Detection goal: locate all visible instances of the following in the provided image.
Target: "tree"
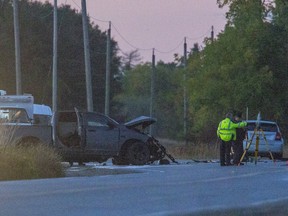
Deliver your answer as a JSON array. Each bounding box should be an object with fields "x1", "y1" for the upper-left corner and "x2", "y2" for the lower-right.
[
  {"x1": 0, "y1": 0, "x2": 121, "y2": 113},
  {"x1": 114, "y1": 61, "x2": 184, "y2": 138},
  {"x1": 121, "y1": 49, "x2": 142, "y2": 71},
  {"x1": 186, "y1": 0, "x2": 285, "y2": 141}
]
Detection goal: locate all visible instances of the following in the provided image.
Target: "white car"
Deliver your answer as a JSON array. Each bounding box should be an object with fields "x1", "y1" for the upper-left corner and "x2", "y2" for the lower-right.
[{"x1": 243, "y1": 120, "x2": 284, "y2": 159}]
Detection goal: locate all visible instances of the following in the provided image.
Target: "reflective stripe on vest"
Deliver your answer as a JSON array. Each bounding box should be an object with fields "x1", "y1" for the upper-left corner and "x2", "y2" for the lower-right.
[{"x1": 218, "y1": 119, "x2": 233, "y2": 141}]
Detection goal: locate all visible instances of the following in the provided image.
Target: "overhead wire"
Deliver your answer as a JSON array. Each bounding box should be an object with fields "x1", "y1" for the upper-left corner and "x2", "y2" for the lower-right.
[
  {"x1": 59, "y1": 0, "x2": 213, "y2": 58},
  {"x1": 186, "y1": 28, "x2": 211, "y2": 41}
]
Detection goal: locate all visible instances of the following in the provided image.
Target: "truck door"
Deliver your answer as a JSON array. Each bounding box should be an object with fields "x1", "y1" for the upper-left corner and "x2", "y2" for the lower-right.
[{"x1": 82, "y1": 113, "x2": 119, "y2": 153}]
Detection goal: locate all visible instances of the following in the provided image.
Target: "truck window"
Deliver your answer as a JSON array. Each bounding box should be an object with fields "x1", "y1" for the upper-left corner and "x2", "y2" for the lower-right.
[
  {"x1": 34, "y1": 114, "x2": 51, "y2": 125},
  {"x1": 0, "y1": 108, "x2": 29, "y2": 123}
]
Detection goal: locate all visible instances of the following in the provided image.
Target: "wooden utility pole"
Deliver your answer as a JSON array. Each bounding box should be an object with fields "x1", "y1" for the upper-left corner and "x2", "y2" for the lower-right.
[
  {"x1": 183, "y1": 37, "x2": 188, "y2": 144},
  {"x1": 81, "y1": 0, "x2": 93, "y2": 112},
  {"x1": 13, "y1": 0, "x2": 22, "y2": 94},
  {"x1": 52, "y1": 0, "x2": 58, "y2": 112},
  {"x1": 105, "y1": 21, "x2": 111, "y2": 116},
  {"x1": 211, "y1": 25, "x2": 214, "y2": 42},
  {"x1": 150, "y1": 48, "x2": 155, "y2": 135}
]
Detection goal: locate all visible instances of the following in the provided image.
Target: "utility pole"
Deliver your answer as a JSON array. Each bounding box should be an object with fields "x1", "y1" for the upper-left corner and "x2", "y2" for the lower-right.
[
  {"x1": 52, "y1": 0, "x2": 58, "y2": 112},
  {"x1": 150, "y1": 49, "x2": 156, "y2": 135},
  {"x1": 211, "y1": 25, "x2": 214, "y2": 42},
  {"x1": 13, "y1": 0, "x2": 22, "y2": 95},
  {"x1": 105, "y1": 21, "x2": 111, "y2": 116},
  {"x1": 81, "y1": 0, "x2": 93, "y2": 112},
  {"x1": 183, "y1": 37, "x2": 188, "y2": 144}
]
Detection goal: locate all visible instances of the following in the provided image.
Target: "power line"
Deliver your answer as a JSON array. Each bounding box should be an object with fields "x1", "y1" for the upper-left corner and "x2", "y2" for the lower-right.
[
  {"x1": 54, "y1": 1, "x2": 213, "y2": 58},
  {"x1": 111, "y1": 23, "x2": 152, "y2": 51},
  {"x1": 185, "y1": 28, "x2": 211, "y2": 41},
  {"x1": 155, "y1": 39, "x2": 183, "y2": 54}
]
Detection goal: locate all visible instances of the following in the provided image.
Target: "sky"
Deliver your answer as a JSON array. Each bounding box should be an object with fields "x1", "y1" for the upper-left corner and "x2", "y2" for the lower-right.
[{"x1": 40, "y1": 0, "x2": 228, "y2": 63}]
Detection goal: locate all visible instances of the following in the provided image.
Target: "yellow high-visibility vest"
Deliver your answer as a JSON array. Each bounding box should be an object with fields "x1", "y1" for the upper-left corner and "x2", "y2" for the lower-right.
[{"x1": 217, "y1": 118, "x2": 247, "y2": 141}]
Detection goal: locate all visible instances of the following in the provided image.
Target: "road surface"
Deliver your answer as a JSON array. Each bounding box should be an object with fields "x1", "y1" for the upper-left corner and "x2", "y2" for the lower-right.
[{"x1": 0, "y1": 159, "x2": 288, "y2": 215}]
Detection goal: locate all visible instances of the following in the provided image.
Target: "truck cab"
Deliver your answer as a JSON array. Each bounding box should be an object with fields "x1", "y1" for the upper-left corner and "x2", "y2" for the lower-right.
[{"x1": 33, "y1": 104, "x2": 52, "y2": 125}]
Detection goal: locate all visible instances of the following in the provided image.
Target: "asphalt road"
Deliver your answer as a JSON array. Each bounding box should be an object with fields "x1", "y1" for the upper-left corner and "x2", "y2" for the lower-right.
[{"x1": 1, "y1": 159, "x2": 288, "y2": 216}]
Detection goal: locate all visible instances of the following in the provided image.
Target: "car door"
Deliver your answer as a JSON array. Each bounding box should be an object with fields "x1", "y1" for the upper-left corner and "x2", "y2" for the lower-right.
[{"x1": 82, "y1": 113, "x2": 120, "y2": 153}]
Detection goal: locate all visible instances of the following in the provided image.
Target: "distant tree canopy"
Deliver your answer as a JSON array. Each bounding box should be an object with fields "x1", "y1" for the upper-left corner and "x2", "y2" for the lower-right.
[
  {"x1": 0, "y1": 0, "x2": 121, "y2": 112},
  {"x1": 115, "y1": 0, "x2": 288, "y2": 141},
  {"x1": 187, "y1": 0, "x2": 288, "y2": 140}
]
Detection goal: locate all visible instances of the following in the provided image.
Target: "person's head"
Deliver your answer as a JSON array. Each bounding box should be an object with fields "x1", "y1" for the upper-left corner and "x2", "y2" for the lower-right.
[
  {"x1": 234, "y1": 112, "x2": 242, "y2": 121},
  {"x1": 225, "y1": 112, "x2": 233, "y2": 120}
]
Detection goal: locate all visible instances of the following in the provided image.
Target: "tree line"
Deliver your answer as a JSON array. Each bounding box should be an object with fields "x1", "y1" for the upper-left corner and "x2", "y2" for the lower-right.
[
  {"x1": 0, "y1": 0, "x2": 121, "y2": 113},
  {"x1": 0, "y1": 0, "x2": 288, "y2": 142},
  {"x1": 117, "y1": 0, "x2": 288, "y2": 141}
]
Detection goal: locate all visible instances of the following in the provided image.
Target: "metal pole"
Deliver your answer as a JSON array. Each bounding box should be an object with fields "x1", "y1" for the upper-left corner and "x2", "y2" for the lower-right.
[
  {"x1": 183, "y1": 37, "x2": 187, "y2": 144},
  {"x1": 150, "y1": 49, "x2": 155, "y2": 135},
  {"x1": 52, "y1": 0, "x2": 58, "y2": 112},
  {"x1": 13, "y1": 0, "x2": 22, "y2": 95},
  {"x1": 105, "y1": 21, "x2": 111, "y2": 116},
  {"x1": 211, "y1": 25, "x2": 214, "y2": 42},
  {"x1": 81, "y1": 0, "x2": 93, "y2": 112}
]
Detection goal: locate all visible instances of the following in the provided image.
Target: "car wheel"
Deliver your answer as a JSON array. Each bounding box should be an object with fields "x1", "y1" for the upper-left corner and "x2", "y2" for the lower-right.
[{"x1": 127, "y1": 142, "x2": 150, "y2": 165}]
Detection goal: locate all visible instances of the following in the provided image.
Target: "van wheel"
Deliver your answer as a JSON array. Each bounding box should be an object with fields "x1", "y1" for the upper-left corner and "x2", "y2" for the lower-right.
[{"x1": 127, "y1": 142, "x2": 150, "y2": 165}]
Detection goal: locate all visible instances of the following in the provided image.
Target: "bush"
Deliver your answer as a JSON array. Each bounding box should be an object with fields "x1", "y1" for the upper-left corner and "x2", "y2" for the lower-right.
[{"x1": 0, "y1": 145, "x2": 65, "y2": 181}]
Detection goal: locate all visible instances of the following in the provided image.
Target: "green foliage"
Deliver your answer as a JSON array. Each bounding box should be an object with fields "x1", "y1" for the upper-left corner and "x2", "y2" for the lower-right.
[
  {"x1": 186, "y1": 0, "x2": 288, "y2": 141},
  {"x1": 0, "y1": 0, "x2": 121, "y2": 112},
  {"x1": 114, "y1": 62, "x2": 184, "y2": 138}
]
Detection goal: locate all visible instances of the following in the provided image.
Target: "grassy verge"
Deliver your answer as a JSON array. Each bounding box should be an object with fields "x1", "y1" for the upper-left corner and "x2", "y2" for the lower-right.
[
  {"x1": 159, "y1": 138, "x2": 219, "y2": 160},
  {"x1": 0, "y1": 145, "x2": 65, "y2": 181},
  {"x1": 160, "y1": 138, "x2": 288, "y2": 160}
]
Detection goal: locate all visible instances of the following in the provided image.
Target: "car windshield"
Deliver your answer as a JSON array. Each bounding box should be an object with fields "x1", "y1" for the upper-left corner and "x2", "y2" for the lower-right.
[{"x1": 246, "y1": 122, "x2": 278, "y2": 132}]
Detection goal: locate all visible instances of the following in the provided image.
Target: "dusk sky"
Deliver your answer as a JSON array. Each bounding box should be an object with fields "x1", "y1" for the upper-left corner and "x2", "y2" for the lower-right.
[{"x1": 40, "y1": 0, "x2": 228, "y2": 63}]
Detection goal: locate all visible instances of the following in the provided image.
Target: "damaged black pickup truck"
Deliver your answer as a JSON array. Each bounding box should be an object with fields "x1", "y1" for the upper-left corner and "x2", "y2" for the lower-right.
[{"x1": 4, "y1": 109, "x2": 175, "y2": 165}]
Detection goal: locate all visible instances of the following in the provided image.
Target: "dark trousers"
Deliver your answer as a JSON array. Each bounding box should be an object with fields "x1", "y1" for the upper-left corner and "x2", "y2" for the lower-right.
[
  {"x1": 233, "y1": 141, "x2": 244, "y2": 164},
  {"x1": 220, "y1": 140, "x2": 232, "y2": 166}
]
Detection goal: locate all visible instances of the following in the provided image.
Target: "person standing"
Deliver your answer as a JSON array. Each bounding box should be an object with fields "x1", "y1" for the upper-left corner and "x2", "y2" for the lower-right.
[
  {"x1": 232, "y1": 112, "x2": 246, "y2": 165},
  {"x1": 217, "y1": 112, "x2": 247, "y2": 166}
]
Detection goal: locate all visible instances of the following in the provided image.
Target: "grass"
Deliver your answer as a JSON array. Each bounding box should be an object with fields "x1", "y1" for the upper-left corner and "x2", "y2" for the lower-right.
[
  {"x1": 0, "y1": 145, "x2": 65, "y2": 181},
  {"x1": 0, "y1": 124, "x2": 64, "y2": 181},
  {"x1": 160, "y1": 138, "x2": 288, "y2": 161},
  {"x1": 159, "y1": 138, "x2": 220, "y2": 160}
]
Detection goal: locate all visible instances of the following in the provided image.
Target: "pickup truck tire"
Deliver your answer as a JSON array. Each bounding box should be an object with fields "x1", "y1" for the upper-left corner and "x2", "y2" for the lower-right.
[
  {"x1": 16, "y1": 136, "x2": 41, "y2": 147},
  {"x1": 112, "y1": 157, "x2": 129, "y2": 165},
  {"x1": 127, "y1": 142, "x2": 150, "y2": 165}
]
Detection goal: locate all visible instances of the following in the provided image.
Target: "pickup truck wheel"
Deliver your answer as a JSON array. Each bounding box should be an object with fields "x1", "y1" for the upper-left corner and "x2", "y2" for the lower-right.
[
  {"x1": 127, "y1": 142, "x2": 150, "y2": 165},
  {"x1": 16, "y1": 137, "x2": 41, "y2": 147},
  {"x1": 112, "y1": 157, "x2": 129, "y2": 165}
]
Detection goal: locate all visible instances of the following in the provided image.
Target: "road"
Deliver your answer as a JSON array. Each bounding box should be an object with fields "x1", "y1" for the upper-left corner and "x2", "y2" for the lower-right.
[{"x1": 0, "y1": 159, "x2": 288, "y2": 216}]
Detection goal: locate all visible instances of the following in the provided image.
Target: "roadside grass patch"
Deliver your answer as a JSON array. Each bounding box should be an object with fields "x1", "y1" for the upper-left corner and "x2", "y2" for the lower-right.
[
  {"x1": 0, "y1": 145, "x2": 65, "y2": 181},
  {"x1": 159, "y1": 138, "x2": 219, "y2": 160},
  {"x1": 161, "y1": 138, "x2": 288, "y2": 161}
]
